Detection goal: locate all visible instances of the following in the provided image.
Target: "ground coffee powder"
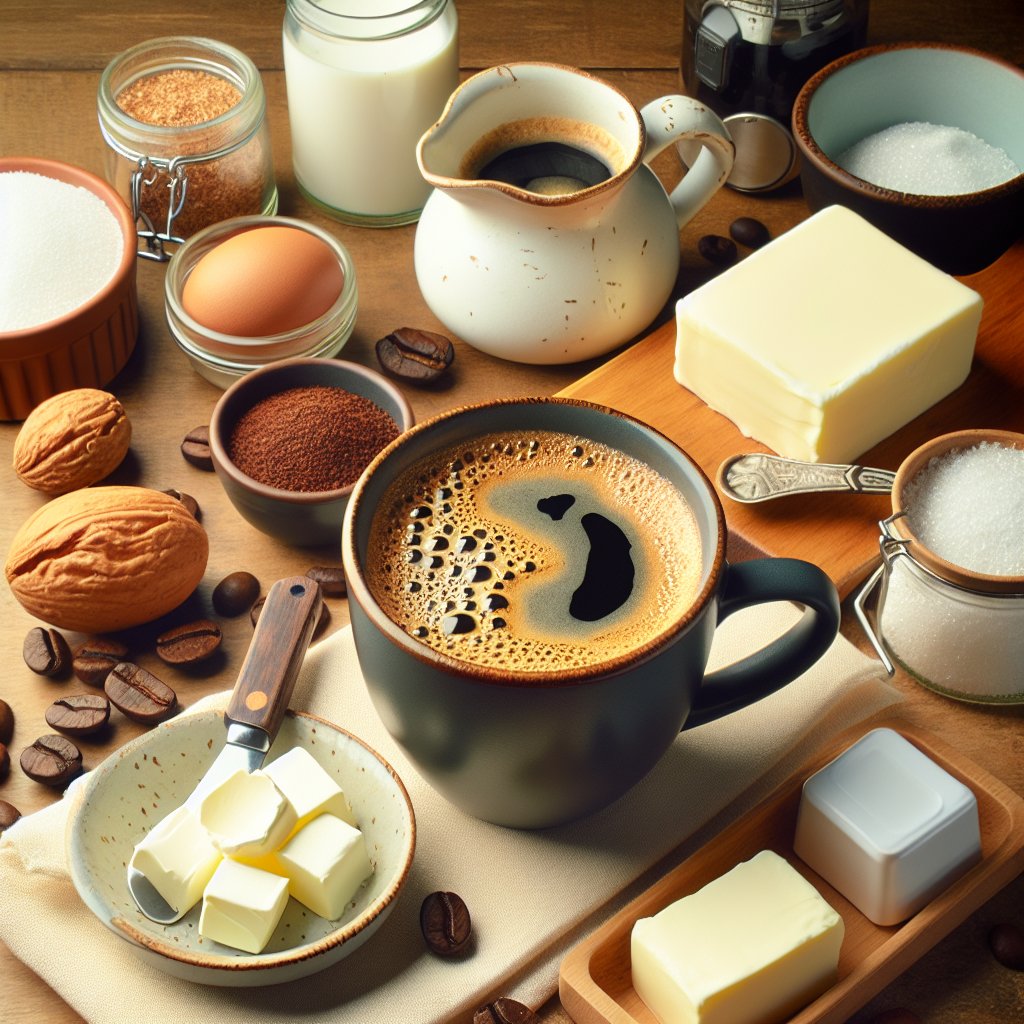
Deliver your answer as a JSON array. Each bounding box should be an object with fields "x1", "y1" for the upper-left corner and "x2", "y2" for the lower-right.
[{"x1": 228, "y1": 385, "x2": 399, "y2": 492}]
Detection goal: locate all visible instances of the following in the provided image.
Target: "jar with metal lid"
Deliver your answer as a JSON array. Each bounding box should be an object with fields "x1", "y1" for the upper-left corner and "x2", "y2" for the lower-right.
[
  {"x1": 282, "y1": 0, "x2": 459, "y2": 226},
  {"x1": 98, "y1": 37, "x2": 277, "y2": 261}
]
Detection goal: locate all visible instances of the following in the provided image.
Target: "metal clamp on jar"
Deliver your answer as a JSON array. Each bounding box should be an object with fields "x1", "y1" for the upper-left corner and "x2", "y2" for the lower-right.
[
  {"x1": 855, "y1": 430, "x2": 1024, "y2": 705},
  {"x1": 98, "y1": 37, "x2": 278, "y2": 261}
]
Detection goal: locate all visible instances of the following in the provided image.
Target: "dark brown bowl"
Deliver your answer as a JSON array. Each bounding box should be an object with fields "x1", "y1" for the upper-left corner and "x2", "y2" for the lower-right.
[{"x1": 792, "y1": 43, "x2": 1024, "y2": 275}]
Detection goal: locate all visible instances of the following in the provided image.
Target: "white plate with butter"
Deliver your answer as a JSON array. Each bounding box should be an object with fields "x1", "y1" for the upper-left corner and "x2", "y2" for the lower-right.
[{"x1": 65, "y1": 708, "x2": 415, "y2": 986}]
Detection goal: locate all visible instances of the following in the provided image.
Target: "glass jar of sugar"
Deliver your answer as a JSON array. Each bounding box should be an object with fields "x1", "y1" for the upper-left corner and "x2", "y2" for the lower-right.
[
  {"x1": 283, "y1": 0, "x2": 459, "y2": 227},
  {"x1": 855, "y1": 432, "x2": 1024, "y2": 704},
  {"x1": 98, "y1": 36, "x2": 278, "y2": 261}
]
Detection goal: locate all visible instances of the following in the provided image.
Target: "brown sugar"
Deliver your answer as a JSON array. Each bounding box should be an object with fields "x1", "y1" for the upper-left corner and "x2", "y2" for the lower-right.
[{"x1": 116, "y1": 69, "x2": 240, "y2": 127}]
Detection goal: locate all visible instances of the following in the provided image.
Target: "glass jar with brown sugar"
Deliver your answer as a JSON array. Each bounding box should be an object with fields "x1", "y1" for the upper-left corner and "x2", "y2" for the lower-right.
[{"x1": 98, "y1": 36, "x2": 277, "y2": 261}]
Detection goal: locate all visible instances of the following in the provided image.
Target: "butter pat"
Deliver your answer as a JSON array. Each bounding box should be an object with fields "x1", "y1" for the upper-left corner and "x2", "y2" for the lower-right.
[
  {"x1": 631, "y1": 850, "x2": 843, "y2": 1024},
  {"x1": 262, "y1": 746, "x2": 355, "y2": 831},
  {"x1": 198, "y1": 768, "x2": 297, "y2": 860},
  {"x1": 674, "y1": 206, "x2": 982, "y2": 463},
  {"x1": 199, "y1": 858, "x2": 289, "y2": 954},
  {"x1": 129, "y1": 805, "x2": 222, "y2": 916},
  {"x1": 276, "y1": 813, "x2": 373, "y2": 920},
  {"x1": 794, "y1": 728, "x2": 981, "y2": 926}
]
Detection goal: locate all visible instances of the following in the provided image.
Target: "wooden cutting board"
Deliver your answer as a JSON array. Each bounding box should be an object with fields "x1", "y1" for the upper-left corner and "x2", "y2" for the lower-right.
[{"x1": 559, "y1": 240, "x2": 1024, "y2": 597}]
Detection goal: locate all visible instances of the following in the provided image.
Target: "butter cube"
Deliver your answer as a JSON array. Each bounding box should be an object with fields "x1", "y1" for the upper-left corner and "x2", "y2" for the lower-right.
[
  {"x1": 129, "y1": 805, "x2": 222, "y2": 917},
  {"x1": 631, "y1": 850, "x2": 843, "y2": 1024},
  {"x1": 197, "y1": 768, "x2": 297, "y2": 860},
  {"x1": 262, "y1": 746, "x2": 355, "y2": 831},
  {"x1": 674, "y1": 206, "x2": 982, "y2": 464},
  {"x1": 276, "y1": 813, "x2": 373, "y2": 920},
  {"x1": 794, "y1": 728, "x2": 981, "y2": 926},
  {"x1": 199, "y1": 858, "x2": 289, "y2": 954}
]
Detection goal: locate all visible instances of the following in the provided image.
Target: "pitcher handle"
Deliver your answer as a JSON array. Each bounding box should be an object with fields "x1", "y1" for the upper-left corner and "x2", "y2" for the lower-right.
[
  {"x1": 683, "y1": 558, "x2": 840, "y2": 729},
  {"x1": 639, "y1": 95, "x2": 735, "y2": 229}
]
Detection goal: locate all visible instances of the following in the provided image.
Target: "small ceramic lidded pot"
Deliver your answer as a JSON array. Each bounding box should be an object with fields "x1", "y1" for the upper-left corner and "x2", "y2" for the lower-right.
[
  {"x1": 856, "y1": 429, "x2": 1024, "y2": 704},
  {"x1": 414, "y1": 63, "x2": 735, "y2": 365}
]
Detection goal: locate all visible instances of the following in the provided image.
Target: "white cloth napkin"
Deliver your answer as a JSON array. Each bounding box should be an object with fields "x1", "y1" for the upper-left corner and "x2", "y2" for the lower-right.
[{"x1": 0, "y1": 605, "x2": 899, "y2": 1024}]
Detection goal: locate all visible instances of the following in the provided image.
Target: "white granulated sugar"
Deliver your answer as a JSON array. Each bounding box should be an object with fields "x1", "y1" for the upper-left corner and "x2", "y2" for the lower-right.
[
  {"x1": 0, "y1": 171, "x2": 125, "y2": 332},
  {"x1": 902, "y1": 442, "x2": 1024, "y2": 575},
  {"x1": 837, "y1": 121, "x2": 1021, "y2": 196}
]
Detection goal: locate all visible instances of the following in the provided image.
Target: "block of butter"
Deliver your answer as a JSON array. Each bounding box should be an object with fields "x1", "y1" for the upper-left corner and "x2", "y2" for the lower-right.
[
  {"x1": 631, "y1": 849, "x2": 843, "y2": 1024},
  {"x1": 674, "y1": 206, "x2": 983, "y2": 464},
  {"x1": 262, "y1": 745, "x2": 355, "y2": 831},
  {"x1": 199, "y1": 858, "x2": 290, "y2": 954},
  {"x1": 197, "y1": 768, "x2": 297, "y2": 860}
]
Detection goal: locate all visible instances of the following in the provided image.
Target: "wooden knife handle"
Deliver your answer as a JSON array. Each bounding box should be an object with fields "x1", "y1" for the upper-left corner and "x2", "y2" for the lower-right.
[{"x1": 224, "y1": 576, "x2": 322, "y2": 738}]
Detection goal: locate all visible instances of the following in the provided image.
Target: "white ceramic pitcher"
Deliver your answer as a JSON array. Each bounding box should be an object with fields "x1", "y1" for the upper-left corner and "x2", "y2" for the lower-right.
[{"x1": 414, "y1": 62, "x2": 735, "y2": 365}]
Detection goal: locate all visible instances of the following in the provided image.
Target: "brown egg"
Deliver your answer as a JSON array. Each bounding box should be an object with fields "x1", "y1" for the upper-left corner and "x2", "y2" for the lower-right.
[{"x1": 181, "y1": 225, "x2": 344, "y2": 337}]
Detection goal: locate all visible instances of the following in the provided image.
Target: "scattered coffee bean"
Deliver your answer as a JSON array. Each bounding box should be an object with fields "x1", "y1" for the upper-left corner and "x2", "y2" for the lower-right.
[
  {"x1": 162, "y1": 488, "x2": 201, "y2": 520},
  {"x1": 0, "y1": 742, "x2": 9, "y2": 782},
  {"x1": 105, "y1": 663, "x2": 178, "y2": 724},
  {"x1": 212, "y1": 571, "x2": 261, "y2": 617},
  {"x1": 376, "y1": 326, "x2": 455, "y2": 383},
  {"x1": 251, "y1": 594, "x2": 330, "y2": 639},
  {"x1": 420, "y1": 890, "x2": 472, "y2": 956},
  {"x1": 155, "y1": 619, "x2": 222, "y2": 665},
  {"x1": 72, "y1": 638, "x2": 130, "y2": 685},
  {"x1": 989, "y1": 921, "x2": 1024, "y2": 970},
  {"x1": 306, "y1": 565, "x2": 346, "y2": 598},
  {"x1": 729, "y1": 215, "x2": 771, "y2": 249},
  {"x1": 181, "y1": 425, "x2": 213, "y2": 471},
  {"x1": 20, "y1": 734, "x2": 83, "y2": 787},
  {"x1": 0, "y1": 698, "x2": 13, "y2": 745},
  {"x1": 45, "y1": 694, "x2": 111, "y2": 737},
  {"x1": 0, "y1": 799, "x2": 21, "y2": 833},
  {"x1": 473, "y1": 998, "x2": 540, "y2": 1024},
  {"x1": 23, "y1": 626, "x2": 71, "y2": 677},
  {"x1": 697, "y1": 233, "x2": 738, "y2": 266}
]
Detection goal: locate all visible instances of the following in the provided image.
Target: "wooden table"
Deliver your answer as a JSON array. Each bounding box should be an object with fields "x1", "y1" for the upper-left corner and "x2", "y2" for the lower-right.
[{"x1": 1, "y1": 2, "x2": 1021, "y2": 1021}]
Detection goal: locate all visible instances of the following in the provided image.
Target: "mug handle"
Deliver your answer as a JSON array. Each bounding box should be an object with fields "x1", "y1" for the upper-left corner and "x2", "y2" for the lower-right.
[
  {"x1": 639, "y1": 95, "x2": 735, "y2": 229},
  {"x1": 683, "y1": 558, "x2": 840, "y2": 730}
]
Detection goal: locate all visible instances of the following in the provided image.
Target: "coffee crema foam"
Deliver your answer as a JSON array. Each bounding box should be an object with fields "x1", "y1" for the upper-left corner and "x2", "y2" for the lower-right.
[{"x1": 365, "y1": 430, "x2": 704, "y2": 672}]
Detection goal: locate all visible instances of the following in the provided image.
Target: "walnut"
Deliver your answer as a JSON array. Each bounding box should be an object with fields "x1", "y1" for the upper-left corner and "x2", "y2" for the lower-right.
[
  {"x1": 5, "y1": 486, "x2": 208, "y2": 633},
  {"x1": 13, "y1": 389, "x2": 131, "y2": 494}
]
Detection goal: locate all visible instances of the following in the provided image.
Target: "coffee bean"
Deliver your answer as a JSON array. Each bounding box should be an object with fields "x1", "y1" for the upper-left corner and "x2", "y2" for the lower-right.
[
  {"x1": 306, "y1": 565, "x2": 346, "y2": 598},
  {"x1": 212, "y1": 571, "x2": 260, "y2": 617},
  {"x1": 20, "y1": 734, "x2": 83, "y2": 787},
  {"x1": 376, "y1": 326, "x2": 455, "y2": 383},
  {"x1": 72, "y1": 638, "x2": 130, "y2": 685},
  {"x1": 420, "y1": 890, "x2": 472, "y2": 956},
  {"x1": 105, "y1": 663, "x2": 178, "y2": 724},
  {"x1": 181, "y1": 425, "x2": 213, "y2": 471},
  {"x1": 162, "y1": 488, "x2": 201, "y2": 520},
  {"x1": 0, "y1": 742, "x2": 9, "y2": 782},
  {"x1": 155, "y1": 619, "x2": 222, "y2": 665},
  {"x1": 45, "y1": 694, "x2": 111, "y2": 737},
  {"x1": 23, "y1": 626, "x2": 71, "y2": 677},
  {"x1": 0, "y1": 799, "x2": 21, "y2": 833},
  {"x1": 729, "y1": 216, "x2": 771, "y2": 249},
  {"x1": 989, "y1": 921, "x2": 1024, "y2": 970},
  {"x1": 472, "y1": 998, "x2": 540, "y2": 1024},
  {"x1": 251, "y1": 595, "x2": 330, "y2": 640},
  {"x1": 697, "y1": 234, "x2": 738, "y2": 266},
  {"x1": 0, "y1": 698, "x2": 13, "y2": 745}
]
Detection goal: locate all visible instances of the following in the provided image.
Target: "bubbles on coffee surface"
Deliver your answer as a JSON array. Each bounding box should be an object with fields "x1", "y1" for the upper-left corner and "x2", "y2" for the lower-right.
[{"x1": 365, "y1": 430, "x2": 704, "y2": 672}]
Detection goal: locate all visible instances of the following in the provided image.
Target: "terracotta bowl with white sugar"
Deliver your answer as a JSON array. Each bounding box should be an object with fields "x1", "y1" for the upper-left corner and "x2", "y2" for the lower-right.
[
  {"x1": 0, "y1": 157, "x2": 138, "y2": 420},
  {"x1": 65, "y1": 707, "x2": 416, "y2": 986},
  {"x1": 792, "y1": 43, "x2": 1024, "y2": 275}
]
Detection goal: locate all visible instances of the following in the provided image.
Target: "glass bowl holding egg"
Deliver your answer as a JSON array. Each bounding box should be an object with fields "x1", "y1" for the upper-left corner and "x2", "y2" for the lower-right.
[{"x1": 164, "y1": 214, "x2": 358, "y2": 388}]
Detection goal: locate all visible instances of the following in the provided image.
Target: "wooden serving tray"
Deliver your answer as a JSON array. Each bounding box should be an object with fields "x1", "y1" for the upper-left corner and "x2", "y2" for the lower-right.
[
  {"x1": 558, "y1": 718, "x2": 1024, "y2": 1024},
  {"x1": 559, "y1": 241, "x2": 1024, "y2": 597}
]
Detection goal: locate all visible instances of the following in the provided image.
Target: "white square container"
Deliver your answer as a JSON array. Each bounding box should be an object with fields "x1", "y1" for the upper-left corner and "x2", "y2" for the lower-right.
[{"x1": 794, "y1": 727, "x2": 981, "y2": 926}]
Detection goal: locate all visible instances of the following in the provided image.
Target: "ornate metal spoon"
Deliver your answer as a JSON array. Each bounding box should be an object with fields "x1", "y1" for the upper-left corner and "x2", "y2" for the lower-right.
[{"x1": 717, "y1": 452, "x2": 896, "y2": 503}]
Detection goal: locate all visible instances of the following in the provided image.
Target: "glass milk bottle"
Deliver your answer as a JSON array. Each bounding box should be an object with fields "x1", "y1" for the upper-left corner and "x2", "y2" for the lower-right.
[{"x1": 283, "y1": 0, "x2": 459, "y2": 227}]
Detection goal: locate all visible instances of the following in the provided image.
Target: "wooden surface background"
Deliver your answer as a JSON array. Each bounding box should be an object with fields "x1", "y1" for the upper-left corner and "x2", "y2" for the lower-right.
[{"x1": 1, "y1": 2, "x2": 1022, "y2": 1022}]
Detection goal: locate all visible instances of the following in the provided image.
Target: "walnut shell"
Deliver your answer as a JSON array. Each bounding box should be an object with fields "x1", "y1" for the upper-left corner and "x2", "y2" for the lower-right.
[
  {"x1": 5, "y1": 486, "x2": 208, "y2": 633},
  {"x1": 13, "y1": 389, "x2": 131, "y2": 495}
]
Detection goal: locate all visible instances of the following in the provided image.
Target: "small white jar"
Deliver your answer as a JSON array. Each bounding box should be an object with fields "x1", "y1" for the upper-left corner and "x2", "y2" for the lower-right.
[{"x1": 282, "y1": 0, "x2": 459, "y2": 227}]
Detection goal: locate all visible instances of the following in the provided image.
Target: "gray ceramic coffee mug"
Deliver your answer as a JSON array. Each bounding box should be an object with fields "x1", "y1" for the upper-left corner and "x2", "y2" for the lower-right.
[{"x1": 342, "y1": 398, "x2": 840, "y2": 828}]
